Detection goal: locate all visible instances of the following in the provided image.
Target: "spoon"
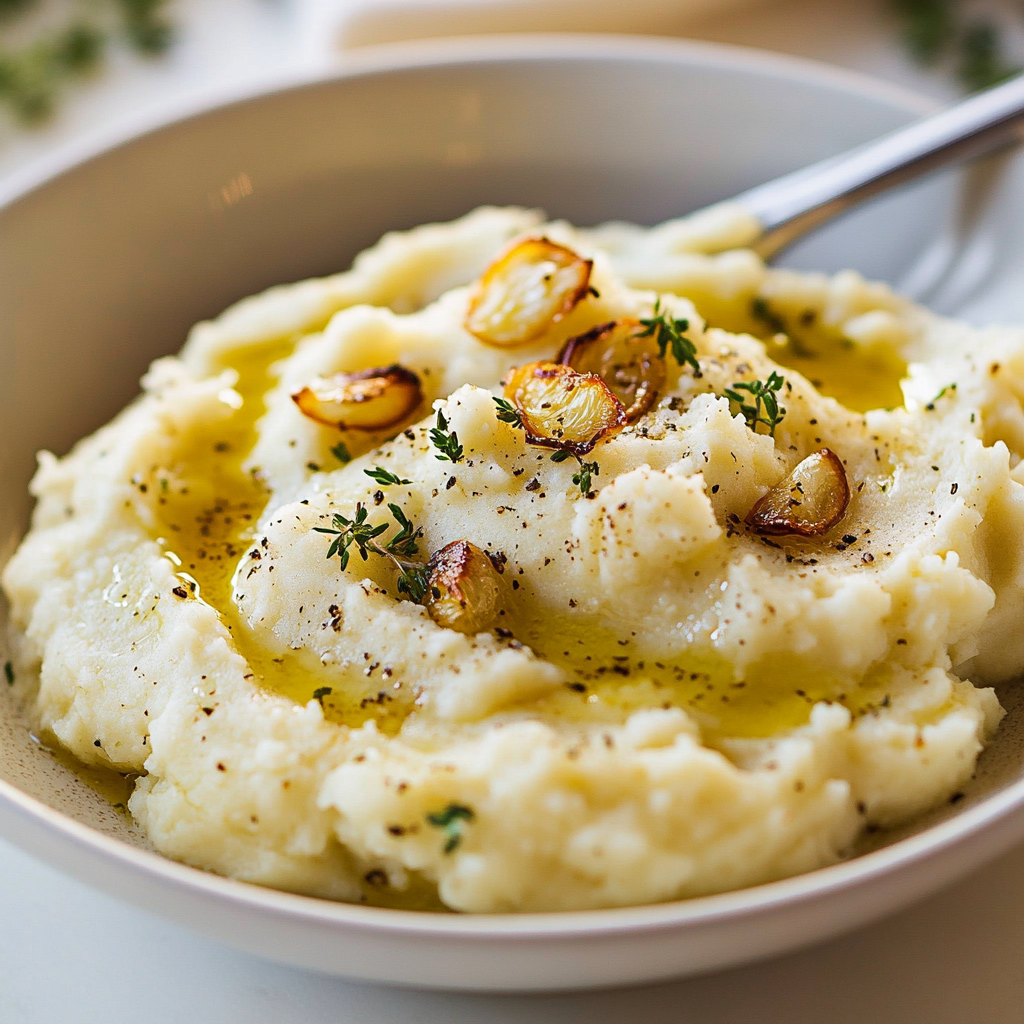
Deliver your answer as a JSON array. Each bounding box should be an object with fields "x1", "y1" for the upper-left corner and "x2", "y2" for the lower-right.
[{"x1": 731, "y1": 71, "x2": 1024, "y2": 258}]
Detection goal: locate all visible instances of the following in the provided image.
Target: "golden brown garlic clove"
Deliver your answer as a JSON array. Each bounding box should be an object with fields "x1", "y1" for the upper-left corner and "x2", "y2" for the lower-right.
[
  {"x1": 746, "y1": 448, "x2": 851, "y2": 537},
  {"x1": 465, "y1": 237, "x2": 593, "y2": 347},
  {"x1": 291, "y1": 365, "x2": 422, "y2": 431},
  {"x1": 426, "y1": 540, "x2": 504, "y2": 634},
  {"x1": 503, "y1": 360, "x2": 626, "y2": 456},
  {"x1": 559, "y1": 318, "x2": 666, "y2": 424}
]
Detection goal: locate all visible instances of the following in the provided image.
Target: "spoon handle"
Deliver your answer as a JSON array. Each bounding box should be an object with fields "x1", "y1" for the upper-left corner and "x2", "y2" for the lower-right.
[{"x1": 735, "y1": 72, "x2": 1024, "y2": 257}]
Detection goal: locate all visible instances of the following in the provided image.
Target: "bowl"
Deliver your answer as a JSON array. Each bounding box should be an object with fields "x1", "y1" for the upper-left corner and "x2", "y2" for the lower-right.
[{"x1": 3, "y1": 35, "x2": 1024, "y2": 992}]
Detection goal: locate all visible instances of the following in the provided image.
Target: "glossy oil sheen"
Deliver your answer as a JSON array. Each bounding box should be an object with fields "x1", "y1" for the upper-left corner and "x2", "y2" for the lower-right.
[{"x1": 2, "y1": 39, "x2": 1024, "y2": 990}]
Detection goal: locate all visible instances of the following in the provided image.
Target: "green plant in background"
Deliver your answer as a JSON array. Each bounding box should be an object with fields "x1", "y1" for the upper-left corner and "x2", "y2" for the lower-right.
[
  {"x1": 0, "y1": 0, "x2": 174, "y2": 124},
  {"x1": 890, "y1": 0, "x2": 1022, "y2": 92}
]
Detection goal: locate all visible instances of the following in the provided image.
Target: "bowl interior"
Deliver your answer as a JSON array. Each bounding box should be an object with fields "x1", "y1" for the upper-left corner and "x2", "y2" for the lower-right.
[{"x1": 1, "y1": 39, "x2": 1019, "y2": 887}]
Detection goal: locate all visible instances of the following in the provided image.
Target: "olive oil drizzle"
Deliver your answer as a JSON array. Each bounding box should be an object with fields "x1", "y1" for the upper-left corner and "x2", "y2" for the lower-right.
[
  {"x1": 139, "y1": 316, "x2": 903, "y2": 746},
  {"x1": 144, "y1": 338, "x2": 414, "y2": 735}
]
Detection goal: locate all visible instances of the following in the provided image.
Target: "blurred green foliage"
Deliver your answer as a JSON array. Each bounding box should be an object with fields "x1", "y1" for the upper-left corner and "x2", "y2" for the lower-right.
[
  {"x1": 0, "y1": 0, "x2": 174, "y2": 124},
  {"x1": 890, "y1": 0, "x2": 1021, "y2": 92}
]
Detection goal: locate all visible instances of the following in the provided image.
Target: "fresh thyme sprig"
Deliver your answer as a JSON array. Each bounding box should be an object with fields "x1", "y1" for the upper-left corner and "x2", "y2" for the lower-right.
[
  {"x1": 639, "y1": 299, "x2": 699, "y2": 374},
  {"x1": 429, "y1": 409, "x2": 464, "y2": 463},
  {"x1": 493, "y1": 396, "x2": 524, "y2": 429},
  {"x1": 725, "y1": 372, "x2": 787, "y2": 437},
  {"x1": 550, "y1": 449, "x2": 599, "y2": 497},
  {"x1": 426, "y1": 802, "x2": 475, "y2": 854},
  {"x1": 572, "y1": 460, "x2": 599, "y2": 497},
  {"x1": 314, "y1": 502, "x2": 429, "y2": 602},
  {"x1": 364, "y1": 466, "x2": 411, "y2": 486}
]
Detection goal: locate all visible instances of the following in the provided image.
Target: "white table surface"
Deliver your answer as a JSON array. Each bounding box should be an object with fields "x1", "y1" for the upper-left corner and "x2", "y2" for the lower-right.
[{"x1": 4, "y1": 1, "x2": 1024, "y2": 1020}]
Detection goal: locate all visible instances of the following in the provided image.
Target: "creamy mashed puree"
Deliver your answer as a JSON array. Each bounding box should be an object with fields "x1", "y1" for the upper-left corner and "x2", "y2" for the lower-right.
[{"x1": 5, "y1": 205, "x2": 1024, "y2": 912}]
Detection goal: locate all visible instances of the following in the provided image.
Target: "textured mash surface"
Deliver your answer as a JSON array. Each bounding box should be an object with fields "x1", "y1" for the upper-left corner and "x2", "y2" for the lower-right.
[{"x1": 4, "y1": 205, "x2": 1023, "y2": 911}]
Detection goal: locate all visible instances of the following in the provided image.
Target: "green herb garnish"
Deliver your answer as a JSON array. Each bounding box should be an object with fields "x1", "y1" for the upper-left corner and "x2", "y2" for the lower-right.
[
  {"x1": 429, "y1": 409, "x2": 464, "y2": 463},
  {"x1": 314, "y1": 503, "x2": 429, "y2": 602},
  {"x1": 572, "y1": 460, "x2": 599, "y2": 497},
  {"x1": 330, "y1": 441, "x2": 352, "y2": 465},
  {"x1": 4, "y1": 661, "x2": 13, "y2": 686},
  {"x1": 493, "y1": 396, "x2": 524, "y2": 429},
  {"x1": 549, "y1": 449, "x2": 599, "y2": 497},
  {"x1": 313, "y1": 686, "x2": 332, "y2": 705},
  {"x1": 750, "y1": 296, "x2": 787, "y2": 336},
  {"x1": 725, "y1": 371, "x2": 787, "y2": 437},
  {"x1": 365, "y1": 466, "x2": 411, "y2": 486},
  {"x1": 925, "y1": 382, "x2": 957, "y2": 410},
  {"x1": 638, "y1": 300, "x2": 699, "y2": 373},
  {"x1": 426, "y1": 803, "x2": 475, "y2": 854}
]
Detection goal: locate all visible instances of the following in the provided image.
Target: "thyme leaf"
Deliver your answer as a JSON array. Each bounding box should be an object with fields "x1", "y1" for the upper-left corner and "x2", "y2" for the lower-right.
[
  {"x1": 386, "y1": 503, "x2": 422, "y2": 559},
  {"x1": 429, "y1": 409, "x2": 464, "y2": 463},
  {"x1": 4, "y1": 661, "x2": 13, "y2": 686},
  {"x1": 638, "y1": 299, "x2": 699, "y2": 373},
  {"x1": 365, "y1": 466, "x2": 411, "y2": 486},
  {"x1": 572, "y1": 460, "x2": 599, "y2": 498},
  {"x1": 725, "y1": 371, "x2": 787, "y2": 437},
  {"x1": 315, "y1": 503, "x2": 428, "y2": 603},
  {"x1": 312, "y1": 686, "x2": 332, "y2": 706},
  {"x1": 549, "y1": 449, "x2": 598, "y2": 496},
  {"x1": 426, "y1": 802, "x2": 475, "y2": 854},
  {"x1": 925, "y1": 382, "x2": 957, "y2": 411},
  {"x1": 493, "y1": 396, "x2": 524, "y2": 429},
  {"x1": 330, "y1": 441, "x2": 352, "y2": 465}
]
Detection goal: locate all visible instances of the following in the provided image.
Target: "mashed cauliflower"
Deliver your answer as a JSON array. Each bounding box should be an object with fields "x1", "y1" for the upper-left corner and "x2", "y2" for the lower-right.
[{"x1": 4, "y1": 204, "x2": 1023, "y2": 912}]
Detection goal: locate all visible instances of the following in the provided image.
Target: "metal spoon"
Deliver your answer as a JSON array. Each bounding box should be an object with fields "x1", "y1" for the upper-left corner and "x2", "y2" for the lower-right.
[{"x1": 733, "y1": 71, "x2": 1024, "y2": 258}]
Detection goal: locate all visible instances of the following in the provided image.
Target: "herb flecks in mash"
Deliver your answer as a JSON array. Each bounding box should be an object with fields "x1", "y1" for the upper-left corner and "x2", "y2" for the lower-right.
[
  {"x1": 330, "y1": 441, "x2": 352, "y2": 465},
  {"x1": 426, "y1": 803, "x2": 475, "y2": 854}
]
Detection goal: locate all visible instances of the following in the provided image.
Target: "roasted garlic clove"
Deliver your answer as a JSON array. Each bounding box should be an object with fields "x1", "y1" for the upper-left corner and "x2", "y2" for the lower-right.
[
  {"x1": 504, "y1": 360, "x2": 626, "y2": 455},
  {"x1": 559, "y1": 318, "x2": 666, "y2": 423},
  {"x1": 465, "y1": 237, "x2": 593, "y2": 347},
  {"x1": 291, "y1": 365, "x2": 422, "y2": 431},
  {"x1": 426, "y1": 540, "x2": 504, "y2": 634},
  {"x1": 746, "y1": 448, "x2": 851, "y2": 537}
]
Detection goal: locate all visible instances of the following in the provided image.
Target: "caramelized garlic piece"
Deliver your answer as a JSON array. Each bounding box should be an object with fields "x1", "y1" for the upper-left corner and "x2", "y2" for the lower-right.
[
  {"x1": 504, "y1": 360, "x2": 626, "y2": 455},
  {"x1": 559, "y1": 318, "x2": 666, "y2": 423},
  {"x1": 465, "y1": 237, "x2": 593, "y2": 347},
  {"x1": 291, "y1": 365, "x2": 422, "y2": 430},
  {"x1": 426, "y1": 540, "x2": 504, "y2": 634},
  {"x1": 746, "y1": 448, "x2": 851, "y2": 537}
]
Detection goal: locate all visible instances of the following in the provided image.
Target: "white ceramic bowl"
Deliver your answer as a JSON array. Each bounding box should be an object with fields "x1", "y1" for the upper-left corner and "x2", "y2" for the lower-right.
[{"x1": 3, "y1": 36, "x2": 1024, "y2": 993}]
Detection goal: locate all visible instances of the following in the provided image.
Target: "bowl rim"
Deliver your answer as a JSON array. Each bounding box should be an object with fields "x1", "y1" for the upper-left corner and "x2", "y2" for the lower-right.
[{"x1": 1, "y1": 31, "x2": 1013, "y2": 939}]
